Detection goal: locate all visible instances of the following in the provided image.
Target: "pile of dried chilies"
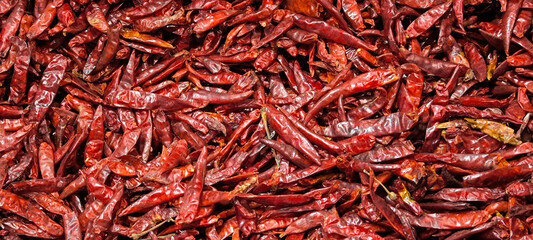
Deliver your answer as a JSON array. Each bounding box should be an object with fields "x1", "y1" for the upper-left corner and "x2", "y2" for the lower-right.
[{"x1": 4, "y1": 0, "x2": 533, "y2": 239}]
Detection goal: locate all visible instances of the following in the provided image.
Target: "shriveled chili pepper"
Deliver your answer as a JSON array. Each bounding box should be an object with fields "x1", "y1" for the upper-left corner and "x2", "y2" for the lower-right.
[
  {"x1": 2, "y1": 0, "x2": 533, "y2": 238},
  {"x1": 119, "y1": 181, "x2": 185, "y2": 216},
  {"x1": 407, "y1": 210, "x2": 491, "y2": 230},
  {"x1": 304, "y1": 69, "x2": 399, "y2": 123},
  {"x1": 265, "y1": 105, "x2": 321, "y2": 165},
  {"x1": 0, "y1": 189, "x2": 63, "y2": 236},
  {"x1": 0, "y1": 0, "x2": 25, "y2": 57},
  {"x1": 178, "y1": 147, "x2": 208, "y2": 223},
  {"x1": 26, "y1": 0, "x2": 63, "y2": 40},
  {"x1": 405, "y1": 1, "x2": 451, "y2": 38},
  {"x1": 88, "y1": 23, "x2": 121, "y2": 75},
  {"x1": 292, "y1": 14, "x2": 377, "y2": 52}
]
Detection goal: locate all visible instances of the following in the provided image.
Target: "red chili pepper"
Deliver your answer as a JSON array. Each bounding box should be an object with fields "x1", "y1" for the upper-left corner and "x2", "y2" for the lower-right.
[
  {"x1": 305, "y1": 68, "x2": 399, "y2": 123},
  {"x1": 502, "y1": 0, "x2": 524, "y2": 55},
  {"x1": 119, "y1": 181, "x2": 185, "y2": 216},
  {"x1": 89, "y1": 23, "x2": 121, "y2": 75},
  {"x1": 0, "y1": 189, "x2": 63, "y2": 236},
  {"x1": 408, "y1": 210, "x2": 491, "y2": 230},
  {"x1": 0, "y1": 0, "x2": 25, "y2": 57},
  {"x1": 293, "y1": 14, "x2": 377, "y2": 52}
]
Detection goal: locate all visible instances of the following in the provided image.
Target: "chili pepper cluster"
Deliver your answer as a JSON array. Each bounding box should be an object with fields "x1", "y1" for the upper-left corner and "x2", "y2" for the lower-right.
[{"x1": 2, "y1": 0, "x2": 533, "y2": 239}]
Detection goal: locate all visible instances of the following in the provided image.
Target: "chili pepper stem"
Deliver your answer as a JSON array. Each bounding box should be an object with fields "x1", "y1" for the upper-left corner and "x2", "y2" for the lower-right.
[
  {"x1": 363, "y1": 170, "x2": 398, "y2": 200},
  {"x1": 261, "y1": 107, "x2": 280, "y2": 168},
  {"x1": 131, "y1": 218, "x2": 175, "y2": 240},
  {"x1": 516, "y1": 113, "x2": 530, "y2": 137}
]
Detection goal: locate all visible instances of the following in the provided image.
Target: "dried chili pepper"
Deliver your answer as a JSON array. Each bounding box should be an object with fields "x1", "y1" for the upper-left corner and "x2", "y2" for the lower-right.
[{"x1": 0, "y1": 0, "x2": 533, "y2": 238}]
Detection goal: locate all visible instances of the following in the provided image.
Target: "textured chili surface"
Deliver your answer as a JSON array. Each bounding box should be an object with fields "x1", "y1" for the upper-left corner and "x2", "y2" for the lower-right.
[{"x1": 2, "y1": 0, "x2": 533, "y2": 239}]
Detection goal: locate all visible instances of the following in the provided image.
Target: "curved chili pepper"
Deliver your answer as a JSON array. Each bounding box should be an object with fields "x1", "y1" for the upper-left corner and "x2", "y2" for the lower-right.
[
  {"x1": 133, "y1": 11, "x2": 185, "y2": 32},
  {"x1": 324, "y1": 112, "x2": 416, "y2": 137},
  {"x1": 125, "y1": 0, "x2": 173, "y2": 18},
  {"x1": 89, "y1": 23, "x2": 121, "y2": 75},
  {"x1": 1, "y1": 217, "x2": 56, "y2": 239},
  {"x1": 178, "y1": 147, "x2": 208, "y2": 223},
  {"x1": 255, "y1": 16, "x2": 294, "y2": 48},
  {"x1": 28, "y1": 54, "x2": 68, "y2": 122},
  {"x1": 405, "y1": 1, "x2": 451, "y2": 38},
  {"x1": 279, "y1": 108, "x2": 344, "y2": 154},
  {"x1": 179, "y1": 89, "x2": 253, "y2": 105},
  {"x1": 292, "y1": 14, "x2": 377, "y2": 52},
  {"x1": 119, "y1": 181, "x2": 185, "y2": 216},
  {"x1": 0, "y1": 189, "x2": 63, "y2": 236},
  {"x1": 26, "y1": 0, "x2": 63, "y2": 40},
  {"x1": 502, "y1": 0, "x2": 524, "y2": 55},
  {"x1": 0, "y1": 0, "x2": 25, "y2": 57},
  {"x1": 400, "y1": 48, "x2": 468, "y2": 78},
  {"x1": 265, "y1": 105, "x2": 321, "y2": 165},
  {"x1": 120, "y1": 28, "x2": 174, "y2": 49},
  {"x1": 105, "y1": 89, "x2": 207, "y2": 110},
  {"x1": 260, "y1": 139, "x2": 314, "y2": 168},
  {"x1": 463, "y1": 166, "x2": 533, "y2": 187},
  {"x1": 427, "y1": 188, "x2": 506, "y2": 202},
  {"x1": 305, "y1": 69, "x2": 399, "y2": 123}
]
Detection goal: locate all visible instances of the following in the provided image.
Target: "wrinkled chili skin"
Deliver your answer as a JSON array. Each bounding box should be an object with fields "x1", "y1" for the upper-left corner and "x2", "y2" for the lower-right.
[{"x1": 2, "y1": 0, "x2": 533, "y2": 239}]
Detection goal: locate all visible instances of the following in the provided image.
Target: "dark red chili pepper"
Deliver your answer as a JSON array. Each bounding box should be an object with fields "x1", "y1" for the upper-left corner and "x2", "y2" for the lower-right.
[
  {"x1": 265, "y1": 105, "x2": 322, "y2": 165},
  {"x1": 26, "y1": 0, "x2": 62, "y2": 40},
  {"x1": 2, "y1": 0, "x2": 533, "y2": 238},
  {"x1": 8, "y1": 37, "x2": 30, "y2": 104},
  {"x1": 305, "y1": 69, "x2": 399, "y2": 123},
  {"x1": 502, "y1": 0, "x2": 524, "y2": 55},
  {"x1": 407, "y1": 210, "x2": 491, "y2": 230},
  {"x1": 119, "y1": 181, "x2": 185, "y2": 216},
  {"x1": 0, "y1": 0, "x2": 25, "y2": 57},
  {"x1": 292, "y1": 14, "x2": 377, "y2": 52},
  {"x1": 0, "y1": 189, "x2": 63, "y2": 236},
  {"x1": 125, "y1": 0, "x2": 173, "y2": 18},
  {"x1": 405, "y1": 1, "x2": 451, "y2": 38},
  {"x1": 178, "y1": 147, "x2": 208, "y2": 223},
  {"x1": 88, "y1": 23, "x2": 121, "y2": 75}
]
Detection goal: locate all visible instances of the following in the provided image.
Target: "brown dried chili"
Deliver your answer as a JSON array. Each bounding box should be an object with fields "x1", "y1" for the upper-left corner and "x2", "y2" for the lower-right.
[{"x1": 2, "y1": 0, "x2": 533, "y2": 239}]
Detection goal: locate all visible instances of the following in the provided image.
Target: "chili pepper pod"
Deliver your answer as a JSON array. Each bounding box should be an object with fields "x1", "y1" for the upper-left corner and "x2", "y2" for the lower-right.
[{"x1": 3, "y1": 0, "x2": 533, "y2": 238}]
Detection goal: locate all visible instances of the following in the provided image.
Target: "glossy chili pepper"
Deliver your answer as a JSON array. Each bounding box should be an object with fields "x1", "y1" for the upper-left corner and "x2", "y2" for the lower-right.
[
  {"x1": 86, "y1": 2, "x2": 109, "y2": 33},
  {"x1": 324, "y1": 112, "x2": 416, "y2": 137},
  {"x1": 502, "y1": 0, "x2": 524, "y2": 55},
  {"x1": 28, "y1": 54, "x2": 68, "y2": 122},
  {"x1": 133, "y1": 10, "x2": 185, "y2": 32}
]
